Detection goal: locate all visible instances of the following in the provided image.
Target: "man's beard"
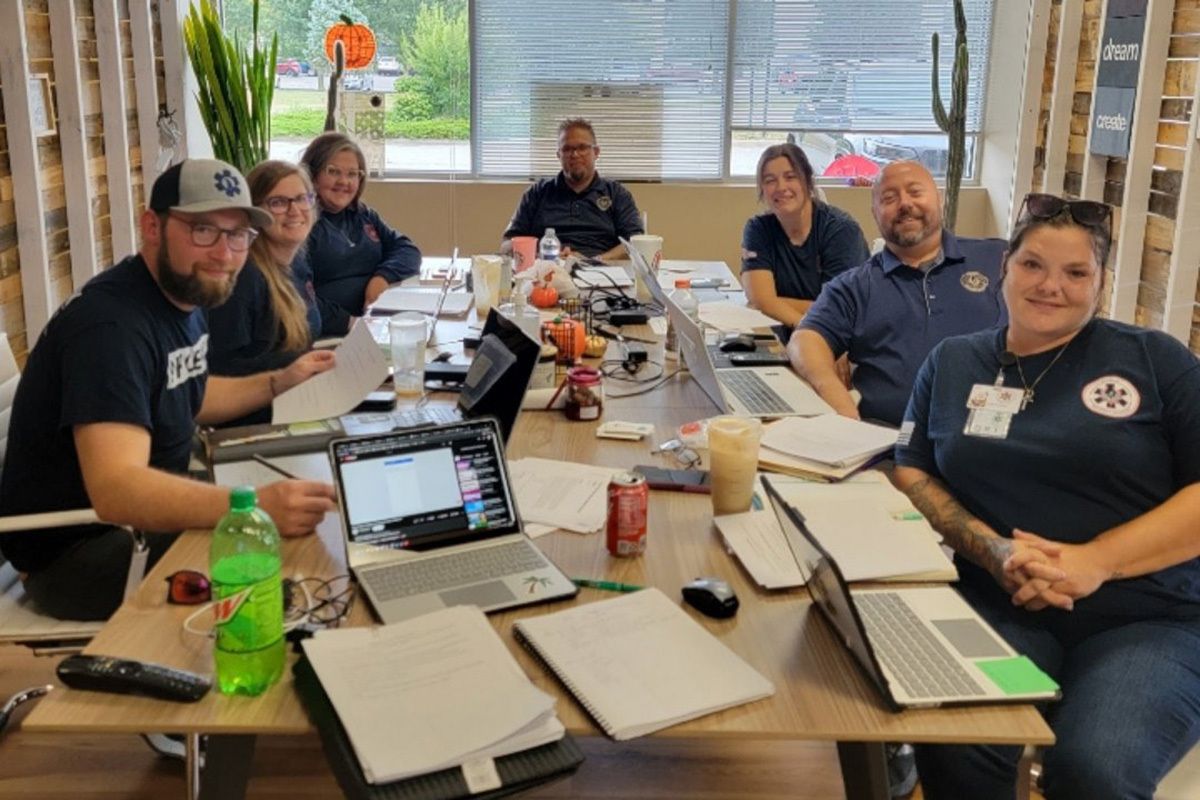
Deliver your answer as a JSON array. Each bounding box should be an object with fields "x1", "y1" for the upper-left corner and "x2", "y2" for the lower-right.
[
  {"x1": 157, "y1": 239, "x2": 237, "y2": 308},
  {"x1": 883, "y1": 210, "x2": 939, "y2": 248}
]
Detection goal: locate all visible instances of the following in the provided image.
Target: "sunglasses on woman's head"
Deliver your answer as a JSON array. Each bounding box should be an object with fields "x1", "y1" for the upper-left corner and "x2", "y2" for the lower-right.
[
  {"x1": 165, "y1": 570, "x2": 211, "y2": 605},
  {"x1": 1021, "y1": 193, "x2": 1112, "y2": 229}
]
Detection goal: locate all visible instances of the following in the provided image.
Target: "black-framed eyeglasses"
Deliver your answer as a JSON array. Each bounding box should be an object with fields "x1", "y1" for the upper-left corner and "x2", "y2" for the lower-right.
[
  {"x1": 264, "y1": 192, "x2": 315, "y2": 214},
  {"x1": 322, "y1": 164, "x2": 365, "y2": 182},
  {"x1": 558, "y1": 144, "x2": 596, "y2": 156},
  {"x1": 1020, "y1": 193, "x2": 1112, "y2": 230},
  {"x1": 168, "y1": 214, "x2": 258, "y2": 252}
]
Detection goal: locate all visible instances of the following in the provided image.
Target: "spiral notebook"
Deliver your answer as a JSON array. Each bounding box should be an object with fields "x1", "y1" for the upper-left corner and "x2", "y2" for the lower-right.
[{"x1": 513, "y1": 588, "x2": 774, "y2": 740}]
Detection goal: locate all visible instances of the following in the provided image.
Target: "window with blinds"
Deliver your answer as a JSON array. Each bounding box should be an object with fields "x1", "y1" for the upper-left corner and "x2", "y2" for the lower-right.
[{"x1": 474, "y1": 0, "x2": 730, "y2": 180}]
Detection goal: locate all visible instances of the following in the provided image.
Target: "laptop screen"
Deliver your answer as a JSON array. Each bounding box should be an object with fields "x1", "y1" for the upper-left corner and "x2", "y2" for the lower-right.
[
  {"x1": 457, "y1": 309, "x2": 540, "y2": 442},
  {"x1": 331, "y1": 420, "x2": 521, "y2": 566}
]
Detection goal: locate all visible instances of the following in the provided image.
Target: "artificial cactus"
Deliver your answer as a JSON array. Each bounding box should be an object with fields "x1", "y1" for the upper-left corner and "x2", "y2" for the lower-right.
[
  {"x1": 324, "y1": 39, "x2": 345, "y2": 132},
  {"x1": 932, "y1": 0, "x2": 969, "y2": 232}
]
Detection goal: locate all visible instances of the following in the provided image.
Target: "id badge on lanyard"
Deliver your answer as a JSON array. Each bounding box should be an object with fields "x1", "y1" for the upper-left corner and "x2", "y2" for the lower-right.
[{"x1": 963, "y1": 380, "x2": 1023, "y2": 439}]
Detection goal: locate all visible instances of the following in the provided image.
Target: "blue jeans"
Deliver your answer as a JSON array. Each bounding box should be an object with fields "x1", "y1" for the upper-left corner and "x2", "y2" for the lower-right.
[{"x1": 915, "y1": 579, "x2": 1200, "y2": 800}]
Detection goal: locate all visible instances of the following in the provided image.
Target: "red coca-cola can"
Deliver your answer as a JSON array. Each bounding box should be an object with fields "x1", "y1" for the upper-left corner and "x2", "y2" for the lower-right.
[{"x1": 606, "y1": 471, "x2": 649, "y2": 557}]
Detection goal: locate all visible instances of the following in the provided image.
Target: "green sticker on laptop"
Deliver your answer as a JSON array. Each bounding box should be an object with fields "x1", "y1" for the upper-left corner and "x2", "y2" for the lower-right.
[{"x1": 976, "y1": 656, "x2": 1059, "y2": 696}]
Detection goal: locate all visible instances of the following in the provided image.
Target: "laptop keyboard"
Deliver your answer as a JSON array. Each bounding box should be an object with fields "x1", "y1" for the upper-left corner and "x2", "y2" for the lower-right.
[
  {"x1": 856, "y1": 592, "x2": 986, "y2": 700},
  {"x1": 362, "y1": 540, "x2": 550, "y2": 602},
  {"x1": 717, "y1": 370, "x2": 793, "y2": 415},
  {"x1": 391, "y1": 406, "x2": 460, "y2": 429}
]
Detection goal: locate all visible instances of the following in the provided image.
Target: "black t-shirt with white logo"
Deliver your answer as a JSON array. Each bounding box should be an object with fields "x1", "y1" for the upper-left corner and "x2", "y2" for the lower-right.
[{"x1": 0, "y1": 255, "x2": 207, "y2": 572}]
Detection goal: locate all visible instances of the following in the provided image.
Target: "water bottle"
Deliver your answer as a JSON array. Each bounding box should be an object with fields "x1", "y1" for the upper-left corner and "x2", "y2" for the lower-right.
[
  {"x1": 665, "y1": 279, "x2": 699, "y2": 360},
  {"x1": 539, "y1": 228, "x2": 561, "y2": 264},
  {"x1": 211, "y1": 486, "x2": 285, "y2": 697}
]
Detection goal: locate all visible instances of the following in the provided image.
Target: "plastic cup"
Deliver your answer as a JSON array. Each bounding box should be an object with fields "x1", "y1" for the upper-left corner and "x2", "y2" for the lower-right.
[
  {"x1": 472, "y1": 255, "x2": 503, "y2": 318},
  {"x1": 708, "y1": 416, "x2": 763, "y2": 516},
  {"x1": 389, "y1": 312, "x2": 427, "y2": 397},
  {"x1": 629, "y1": 234, "x2": 663, "y2": 302},
  {"x1": 511, "y1": 237, "x2": 538, "y2": 272}
]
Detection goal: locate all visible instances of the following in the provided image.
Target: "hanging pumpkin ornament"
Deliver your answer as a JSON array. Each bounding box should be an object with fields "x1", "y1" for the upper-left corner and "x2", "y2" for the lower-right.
[{"x1": 324, "y1": 15, "x2": 376, "y2": 70}]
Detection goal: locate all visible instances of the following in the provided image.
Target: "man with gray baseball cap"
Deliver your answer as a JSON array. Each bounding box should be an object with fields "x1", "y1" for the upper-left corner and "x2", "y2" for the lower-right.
[{"x1": 0, "y1": 158, "x2": 338, "y2": 620}]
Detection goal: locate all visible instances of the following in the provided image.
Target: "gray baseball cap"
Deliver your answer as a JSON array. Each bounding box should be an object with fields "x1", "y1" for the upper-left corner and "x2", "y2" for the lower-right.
[{"x1": 149, "y1": 159, "x2": 273, "y2": 230}]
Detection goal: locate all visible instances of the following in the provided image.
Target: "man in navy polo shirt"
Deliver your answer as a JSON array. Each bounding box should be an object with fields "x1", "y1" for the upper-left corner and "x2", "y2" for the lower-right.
[
  {"x1": 787, "y1": 160, "x2": 1006, "y2": 426},
  {"x1": 502, "y1": 118, "x2": 644, "y2": 260}
]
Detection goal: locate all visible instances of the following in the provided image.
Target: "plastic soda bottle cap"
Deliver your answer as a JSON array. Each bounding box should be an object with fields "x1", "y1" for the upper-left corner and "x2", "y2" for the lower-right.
[{"x1": 229, "y1": 486, "x2": 257, "y2": 512}]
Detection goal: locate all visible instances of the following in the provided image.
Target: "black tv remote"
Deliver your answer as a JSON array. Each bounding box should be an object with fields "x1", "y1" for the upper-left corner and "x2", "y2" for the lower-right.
[
  {"x1": 727, "y1": 352, "x2": 791, "y2": 367},
  {"x1": 56, "y1": 654, "x2": 211, "y2": 703}
]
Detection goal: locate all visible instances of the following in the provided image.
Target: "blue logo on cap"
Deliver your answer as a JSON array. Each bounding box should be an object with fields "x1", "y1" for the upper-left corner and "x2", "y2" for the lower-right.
[{"x1": 213, "y1": 170, "x2": 241, "y2": 198}]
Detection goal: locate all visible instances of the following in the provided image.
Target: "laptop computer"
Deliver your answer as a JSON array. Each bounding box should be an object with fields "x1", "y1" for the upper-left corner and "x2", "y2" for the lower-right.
[
  {"x1": 341, "y1": 308, "x2": 540, "y2": 443},
  {"x1": 762, "y1": 476, "x2": 1060, "y2": 710},
  {"x1": 329, "y1": 417, "x2": 578, "y2": 624}
]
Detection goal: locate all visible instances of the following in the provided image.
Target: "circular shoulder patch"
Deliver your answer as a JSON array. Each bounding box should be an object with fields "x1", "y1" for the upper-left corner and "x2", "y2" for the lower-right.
[
  {"x1": 596, "y1": 195, "x2": 612, "y2": 211},
  {"x1": 1081, "y1": 375, "x2": 1140, "y2": 418},
  {"x1": 960, "y1": 270, "x2": 989, "y2": 293}
]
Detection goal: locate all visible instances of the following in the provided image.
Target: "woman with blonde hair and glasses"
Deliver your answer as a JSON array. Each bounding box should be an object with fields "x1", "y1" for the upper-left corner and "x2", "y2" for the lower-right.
[
  {"x1": 301, "y1": 132, "x2": 421, "y2": 335},
  {"x1": 893, "y1": 193, "x2": 1200, "y2": 799},
  {"x1": 206, "y1": 159, "x2": 323, "y2": 426}
]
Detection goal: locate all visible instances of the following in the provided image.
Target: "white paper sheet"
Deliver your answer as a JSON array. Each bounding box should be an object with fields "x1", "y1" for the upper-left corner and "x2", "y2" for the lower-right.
[
  {"x1": 695, "y1": 301, "x2": 777, "y2": 332},
  {"x1": 508, "y1": 458, "x2": 618, "y2": 534},
  {"x1": 272, "y1": 321, "x2": 389, "y2": 425},
  {"x1": 714, "y1": 510, "x2": 805, "y2": 589},
  {"x1": 761, "y1": 414, "x2": 899, "y2": 467},
  {"x1": 372, "y1": 287, "x2": 472, "y2": 315}
]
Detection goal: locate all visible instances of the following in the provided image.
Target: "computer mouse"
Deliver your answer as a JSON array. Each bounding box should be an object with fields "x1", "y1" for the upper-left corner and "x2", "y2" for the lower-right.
[
  {"x1": 718, "y1": 333, "x2": 757, "y2": 353},
  {"x1": 681, "y1": 577, "x2": 739, "y2": 619}
]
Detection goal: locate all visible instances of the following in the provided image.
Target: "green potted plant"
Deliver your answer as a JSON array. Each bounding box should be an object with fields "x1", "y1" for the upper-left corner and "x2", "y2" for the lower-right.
[{"x1": 182, "y1": 0, "x2": 277, "y2": 174}]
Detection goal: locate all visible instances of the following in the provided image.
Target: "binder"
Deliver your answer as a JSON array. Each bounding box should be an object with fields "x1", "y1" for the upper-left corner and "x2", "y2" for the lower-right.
[{"x1": 293, "y1": 657, "x2": 584, "y2": 800}]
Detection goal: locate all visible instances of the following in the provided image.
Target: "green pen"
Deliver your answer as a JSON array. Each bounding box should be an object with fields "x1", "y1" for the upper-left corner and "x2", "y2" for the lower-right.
[{"x1": 572, "y1": 578, "x2": 643, "y2": 593}]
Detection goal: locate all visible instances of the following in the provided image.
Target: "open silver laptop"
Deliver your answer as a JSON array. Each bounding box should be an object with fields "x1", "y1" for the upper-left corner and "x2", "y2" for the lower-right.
[
  {"x1": 763, "y1": 476, "x2": 1060, "y2": 710},
  {"x1": 329, "y1": 418, "x2": 577, "y2": 624}
]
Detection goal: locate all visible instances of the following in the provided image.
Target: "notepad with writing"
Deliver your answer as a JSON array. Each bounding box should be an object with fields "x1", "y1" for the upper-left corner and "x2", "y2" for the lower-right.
[{"x1": 513, "y1": 588, "x2": 775, "y2": 740}]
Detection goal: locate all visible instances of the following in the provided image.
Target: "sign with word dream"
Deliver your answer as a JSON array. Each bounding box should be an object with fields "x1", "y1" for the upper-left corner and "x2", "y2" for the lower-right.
[{"x1": 1090, "y1": 0, "x2": 1147, "y2": 158}]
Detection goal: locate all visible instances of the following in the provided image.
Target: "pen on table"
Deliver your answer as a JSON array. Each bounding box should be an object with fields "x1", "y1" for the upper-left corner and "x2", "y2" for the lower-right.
[
  {"x1": 252, "y1": 454, "x2": 300, "y2": 480},
  {"x1": 572, "y1": 578, "x2": 643, "y2": 593}
]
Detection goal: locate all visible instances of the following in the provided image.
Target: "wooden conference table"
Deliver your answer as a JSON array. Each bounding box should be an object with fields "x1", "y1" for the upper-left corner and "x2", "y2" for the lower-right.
[{"x1": 23, "y1": 271, "x2": 1053, "y2": 800}]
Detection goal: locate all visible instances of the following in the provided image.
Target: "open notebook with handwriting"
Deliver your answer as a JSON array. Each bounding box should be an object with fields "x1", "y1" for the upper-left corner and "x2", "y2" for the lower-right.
[{"x1": 514, "y1": 588, "x2": 774, "y2": 741}]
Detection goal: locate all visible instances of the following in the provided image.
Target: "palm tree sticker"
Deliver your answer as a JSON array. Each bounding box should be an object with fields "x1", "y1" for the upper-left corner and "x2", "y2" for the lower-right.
[{"x1": 523, "y1": 576, "x2": 552, "y2": 594}]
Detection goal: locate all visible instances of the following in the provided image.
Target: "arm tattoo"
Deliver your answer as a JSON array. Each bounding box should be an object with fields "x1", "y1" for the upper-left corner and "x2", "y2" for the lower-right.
[{"x1": 903, "y1": 476, "x2": 1011, "y2": 581}]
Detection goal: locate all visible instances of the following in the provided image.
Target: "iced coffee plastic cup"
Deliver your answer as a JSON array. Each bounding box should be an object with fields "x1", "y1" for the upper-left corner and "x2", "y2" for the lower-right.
[{"x1": 708, "y1": 416, "x2": 763, "y2": 515}]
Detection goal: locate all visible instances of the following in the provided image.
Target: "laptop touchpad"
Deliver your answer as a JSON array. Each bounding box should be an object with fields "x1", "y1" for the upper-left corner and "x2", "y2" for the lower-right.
[
  {"x1": 440, "y1": 581, "x2": 517, "y2": 608},
  {"x1": 931, "y1": 619, "x2": 1009, "y2": 659}
]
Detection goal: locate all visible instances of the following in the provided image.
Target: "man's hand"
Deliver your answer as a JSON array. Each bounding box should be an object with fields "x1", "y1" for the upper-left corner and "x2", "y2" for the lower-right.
[
  {"x1": 1006, "y1": 529, "x2": 1112, "y2": 610},
  {"x1": 256, "y1": 480, "x2": 337, "y2": 538},
  {"x1": 274, "y1": 351, "x2": 336, "y2": 395}
]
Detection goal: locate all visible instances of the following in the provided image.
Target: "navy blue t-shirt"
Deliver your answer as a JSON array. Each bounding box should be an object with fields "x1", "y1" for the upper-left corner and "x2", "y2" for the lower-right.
[
  {"x1": 896, "y1": 320, "x2": 1200, "y2": 620},
  {"x1": 800, "y1": 231, "x2": 1006, "y2": 426},
  {"x1": 740, "y1": 204, "x2": 869, "y2": 301},
  {"x1": 502, "y1": 173, "x2": 643, "y2": 257},
  {"x1": 307, "y1": 202, "x2": 421, "y2": 336},
  {"x1": 0, "y1": 255, "x2": 208, "y2": 572}
]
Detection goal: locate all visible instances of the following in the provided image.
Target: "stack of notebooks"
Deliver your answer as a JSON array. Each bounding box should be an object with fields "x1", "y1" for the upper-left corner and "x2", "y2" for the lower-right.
[
  {"x1": 297, "y1": 605, "x2": 582, "y2": 799},
  {"x1": 757, "y1": 414, "x2": 899, "y2": 481},
  {"x1": 514, "y1": 588, "x2": 774, "y2": 740}
]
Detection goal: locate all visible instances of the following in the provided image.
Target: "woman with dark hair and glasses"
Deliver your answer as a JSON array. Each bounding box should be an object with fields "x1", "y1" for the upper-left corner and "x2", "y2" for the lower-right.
[
  {"x1": 893, "y1": 193, "x2": 1200, "y2": 799},
  {"x1": 301, "y1": 132, "x2": 421, "y2": 336},
  {"x1": 740, "y1": 143, "x2": 869, "y2": 327},
  {"x1": 206, "y1": 160, "x2": 323, "y2": 426}
]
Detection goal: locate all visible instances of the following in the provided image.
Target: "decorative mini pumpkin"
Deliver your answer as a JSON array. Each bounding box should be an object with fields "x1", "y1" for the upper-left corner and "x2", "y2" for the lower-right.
[
  {"x1": 324, "y1": 15, "x2": 376, "y2": 70},
  {"x1": 529, "y1": 283, "x2": 559, "y2": 309},
  {"x1": 583, "y1": 334, "x2": 607, "y2": 358},
  {"x1": 542, "y1": 317, "x2": 586, "y2": 361}
]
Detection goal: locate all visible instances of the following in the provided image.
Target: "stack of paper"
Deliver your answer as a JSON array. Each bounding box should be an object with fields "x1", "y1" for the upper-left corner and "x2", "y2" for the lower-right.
[
  {"x1": 508, "y1": 458, "x2": 619, "y2": 534},
  {"x1": 695, "y1": 301, "x2": 776, "y2": 332},
  {"x1": 761, "y1": 414, "x2": 899, "y2": 467},
  {"x1": 372, "y1": 286, "x2": 473, "y2": 316},
  {"x1": 302, "y1": 605, "x2": 563, "y2": 785}
]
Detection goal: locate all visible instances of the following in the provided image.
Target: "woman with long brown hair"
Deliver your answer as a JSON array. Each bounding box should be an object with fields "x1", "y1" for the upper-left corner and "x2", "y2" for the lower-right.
[{"x1": 206, "y1": 159, "x2": 322, "y2": 426}]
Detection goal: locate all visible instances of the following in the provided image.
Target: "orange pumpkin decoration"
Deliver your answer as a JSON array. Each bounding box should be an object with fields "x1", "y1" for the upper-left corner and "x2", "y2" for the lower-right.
[
  {"x1": 529, "y1": 284, "x2": 559, "y2": 309},
  {"x1": 542, "y1": 318, "x2": 586, "y2": 361},
  {"x1": 324, "y1": 16, "x2": 376, "y2": 69}
]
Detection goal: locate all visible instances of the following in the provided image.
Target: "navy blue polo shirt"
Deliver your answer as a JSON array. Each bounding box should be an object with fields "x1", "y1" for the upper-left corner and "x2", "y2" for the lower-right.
[
  {"x1": 740, "y1": 204, "x2": 869, "y2": 300},
  {"x1": 502, "y1": 172, "x2": 643, "y2": 257},
  {"x1": 799, "y1": 230, "x2": 1006, "y2": 426},
  {"x1": 896, "y1": 320, "x2": 1200, "y2": 620}
]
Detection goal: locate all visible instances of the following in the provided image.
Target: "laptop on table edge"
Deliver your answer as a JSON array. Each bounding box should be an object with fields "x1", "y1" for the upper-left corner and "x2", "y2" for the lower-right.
[
  {"x1": 329, "y1": 417, "x2": 577, "y2": 624},
  {"x1": 761, "y1": 475, "x2": 1060, "y2": 710}
]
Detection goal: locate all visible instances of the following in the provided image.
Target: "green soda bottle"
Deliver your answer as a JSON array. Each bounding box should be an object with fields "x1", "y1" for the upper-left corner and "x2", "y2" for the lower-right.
[{"x1": 211, "y1": 486, "x2": 285, "y2": 696}]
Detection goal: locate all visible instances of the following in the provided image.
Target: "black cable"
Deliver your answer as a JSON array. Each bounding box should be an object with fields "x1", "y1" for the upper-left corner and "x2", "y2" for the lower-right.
[
  {"x1": 599, "y1": 358, "x2": 665, "y2": 383},
  {"x1": 606, "y1": 367, "x2": 683, "y2": 398}
]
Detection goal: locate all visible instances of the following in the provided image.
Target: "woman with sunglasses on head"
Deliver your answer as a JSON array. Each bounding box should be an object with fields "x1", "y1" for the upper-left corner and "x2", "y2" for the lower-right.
[
  {"x1": 301, "y1": 132, "x2": 421, "y2": 336},
  {"x1": 206, "y1": 160, "x2": 323, "y2": 427},
  {"x1": 893, "y1": 193, "x2": 1200, "y2": 799},
  {"x1": 740, "y1": 143, "x2": 869, "y2": 327}
]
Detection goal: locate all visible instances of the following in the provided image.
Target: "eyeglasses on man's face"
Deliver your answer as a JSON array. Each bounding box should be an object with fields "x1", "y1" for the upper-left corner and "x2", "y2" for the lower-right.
[
  {"x1": 264, "y1": 192, "x2": 316, "y2": 214},
  {"x1": 168, "y1": 214, "x2": 258, "y2": 252},
  {"x1": 558, "y1": 143, "x2": 596, "y2": 157},
  {"x1": 322, "y1": 164, "x2": 365, "y2": 182}
]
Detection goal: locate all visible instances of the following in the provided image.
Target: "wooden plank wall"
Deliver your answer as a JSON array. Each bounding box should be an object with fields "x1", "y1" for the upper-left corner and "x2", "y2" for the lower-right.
[
  {"x1": 0, "y1": 0, "x2": 165, "y2": 365},
  {"x1": 1032, "y1": 0, "x2": 1200, "y2": 354}
]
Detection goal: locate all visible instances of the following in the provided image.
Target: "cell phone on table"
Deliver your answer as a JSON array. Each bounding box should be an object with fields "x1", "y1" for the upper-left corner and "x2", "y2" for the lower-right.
[
  {"x1": 633, "y1": 465, "x2": 712, "y2": 494},
  {"x1": 354, "y1": 390, "x2": 396, "y2": 412}
]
